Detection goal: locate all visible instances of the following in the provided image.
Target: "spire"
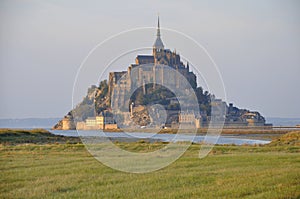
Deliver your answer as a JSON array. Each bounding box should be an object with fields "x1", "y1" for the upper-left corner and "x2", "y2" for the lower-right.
[
  {"x1": 157, "y1": 16, "x2": 161, "y2": 37},
  {"x1": 153, "y1": 15, "x2": 164, "y2": 50}
]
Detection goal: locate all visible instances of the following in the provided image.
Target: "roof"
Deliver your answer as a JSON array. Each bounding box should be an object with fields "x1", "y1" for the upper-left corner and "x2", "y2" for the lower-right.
[
  {"x1": 153, "y1": 37, "x2": 164, "y2": 49},
  {"x1": 136, "y1": 55, "x2": 154, "y2": 59},
  {"x1": 136, "y1": 55, "x2": 154, "y2": 64}
]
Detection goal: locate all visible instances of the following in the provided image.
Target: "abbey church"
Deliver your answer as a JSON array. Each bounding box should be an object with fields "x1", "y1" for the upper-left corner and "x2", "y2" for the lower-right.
[{"x1": 108, "y1": 17, "x2": 197, "y2": 109}]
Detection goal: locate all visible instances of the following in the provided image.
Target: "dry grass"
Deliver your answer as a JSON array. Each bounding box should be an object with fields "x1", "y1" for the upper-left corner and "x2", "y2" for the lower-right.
[{"x1": 268, "y1": 131, "x2": 300, "y2": 146}]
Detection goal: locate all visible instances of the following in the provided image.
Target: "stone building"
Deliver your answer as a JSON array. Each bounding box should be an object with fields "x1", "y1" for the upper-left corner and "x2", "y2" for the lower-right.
[
  {"x1": 224, "y1": 103, "x2": 271, "y2": 128},
  {"x1": 76, "y1": 111, "x2": 117, "y2": 130},
  {"x1": 108, "y1": 17, "x2": 197, "y2": 110},
  {"x1": 62, "y1": 115, "x2": 76, "y2": 130}
]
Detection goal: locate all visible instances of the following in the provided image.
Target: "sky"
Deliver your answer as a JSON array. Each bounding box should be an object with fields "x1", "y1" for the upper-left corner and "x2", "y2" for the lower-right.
[{"x1": 0, "y1": 0, "x2": 299, "y2": 119}]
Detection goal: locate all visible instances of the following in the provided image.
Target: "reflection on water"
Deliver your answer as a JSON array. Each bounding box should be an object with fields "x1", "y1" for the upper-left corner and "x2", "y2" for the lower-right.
[{"x1": 50, "y1": 130, "x2": 270, "y2": 145}]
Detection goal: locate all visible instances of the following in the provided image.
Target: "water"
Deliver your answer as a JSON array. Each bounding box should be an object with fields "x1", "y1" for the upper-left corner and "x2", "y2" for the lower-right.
[
  {"x1": 50, "y1": 130, "x2": 270, "y2": 145},
  {"x1": 0, "y1": 118, "x2": 60, "y2": 128},
  {"x1": 266, "y1": 117, "x2": 300, "y2": 127},
  {"x1": 1, "y1": 118, "x2": 289, "y2": 145}
]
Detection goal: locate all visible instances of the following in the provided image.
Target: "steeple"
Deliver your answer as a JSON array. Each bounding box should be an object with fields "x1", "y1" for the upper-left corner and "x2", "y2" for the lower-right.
[
  {"x1": 157, "y1": 16, "x2": 161, "y2": 37},
  {"x1": 153, "y1": 16, "x2": 164, "y2": 50}
]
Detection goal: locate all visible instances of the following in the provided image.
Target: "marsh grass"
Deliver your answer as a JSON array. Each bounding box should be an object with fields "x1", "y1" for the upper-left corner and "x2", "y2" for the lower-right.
[
  {"x1": 268, "y1": 131, "x2": 300, "y2": 146},
  {"x1": 0, "y1": 128, "x2": 80, "y2": 145},
  {"x1": 1, "y1": 145, "x2": 299, "y2": 198},
  {"x1": 0, "y1": 129, "x2": 299, "y2": 198}
]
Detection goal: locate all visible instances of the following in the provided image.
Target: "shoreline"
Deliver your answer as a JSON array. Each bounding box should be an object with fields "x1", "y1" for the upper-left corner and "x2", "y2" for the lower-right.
[
  {"x1": 2, "y1": 127, "x2": 297, "y2": 135},
  {"x1": 2, "y1": 128, "x2": 299, "y2": 146},
  {"x1": 78, "y1": 127, "x2": 295, "y2": 135}
]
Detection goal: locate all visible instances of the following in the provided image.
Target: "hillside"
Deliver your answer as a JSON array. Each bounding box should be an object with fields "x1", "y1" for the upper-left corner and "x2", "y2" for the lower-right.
[{"x1": 52, "y1": 79, "x2": 213, "y2": 129}]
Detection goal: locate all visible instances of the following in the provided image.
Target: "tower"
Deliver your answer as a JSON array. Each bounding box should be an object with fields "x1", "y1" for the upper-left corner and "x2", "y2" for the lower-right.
[
  {"x1": 153, "y1": 16, "x2": 165, "y2": 89},
  {"x1": 153, "y1": 16, "x2": 164, "y2": 54}
]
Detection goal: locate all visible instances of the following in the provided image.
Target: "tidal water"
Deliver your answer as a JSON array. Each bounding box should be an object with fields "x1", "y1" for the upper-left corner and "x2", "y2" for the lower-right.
[
  {"x1": 4, "y1": 117, "x2": 300, "y2": 145},
  {"x1": 50, "y1": 130, "x2": 270, "y2": 145}
]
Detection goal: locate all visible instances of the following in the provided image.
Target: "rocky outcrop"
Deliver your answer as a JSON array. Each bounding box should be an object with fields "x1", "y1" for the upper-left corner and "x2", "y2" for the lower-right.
[
  {"x1": 52, "y1": 119, "x2": 63, "y2": 130},
  {"x1": 52, "y1": 112, "x2": 76, "y2": 130},
  {"x1": 52, "y1": 81, "x2": 110, "y2": 130},
  {"x1": 131, "y1": 106, "x2": 151, "y2": 126}
]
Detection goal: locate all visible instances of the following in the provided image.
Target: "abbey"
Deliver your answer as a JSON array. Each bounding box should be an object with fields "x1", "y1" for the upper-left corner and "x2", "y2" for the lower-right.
[
  {"x1": 53, "y1": 17, "x2": 271, "y2": 130},
  {"x1": 108, "y1": 17, "x2": 197, "y2": 110}
]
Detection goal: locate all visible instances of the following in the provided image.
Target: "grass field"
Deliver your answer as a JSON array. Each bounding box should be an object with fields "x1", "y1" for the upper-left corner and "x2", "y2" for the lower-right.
[{"x1": 0, "y1": 129, "x2": 299, "y2": 198}]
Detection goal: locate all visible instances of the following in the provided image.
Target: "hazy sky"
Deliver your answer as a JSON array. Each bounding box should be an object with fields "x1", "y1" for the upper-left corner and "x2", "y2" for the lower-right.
[{"x1": 0, "y1": 0, "x2": 299, "y2": 119}]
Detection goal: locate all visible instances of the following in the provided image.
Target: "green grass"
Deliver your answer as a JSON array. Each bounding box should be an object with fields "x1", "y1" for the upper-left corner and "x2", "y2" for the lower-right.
[
  {"x1": 0, "y1": 130, "x2": 299, "y2": 198},
  {"x1": 0, "y1": 128, "x2": 80, "y2": 145}
]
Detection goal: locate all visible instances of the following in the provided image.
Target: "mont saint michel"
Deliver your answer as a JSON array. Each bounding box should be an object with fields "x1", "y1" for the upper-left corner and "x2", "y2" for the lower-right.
[
  {"x1": 1, "y1": 2, "x2": 300, "y2": 198},
  {"x1": 53, "y1": 18, "x2": 271, "y2": 130}
]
